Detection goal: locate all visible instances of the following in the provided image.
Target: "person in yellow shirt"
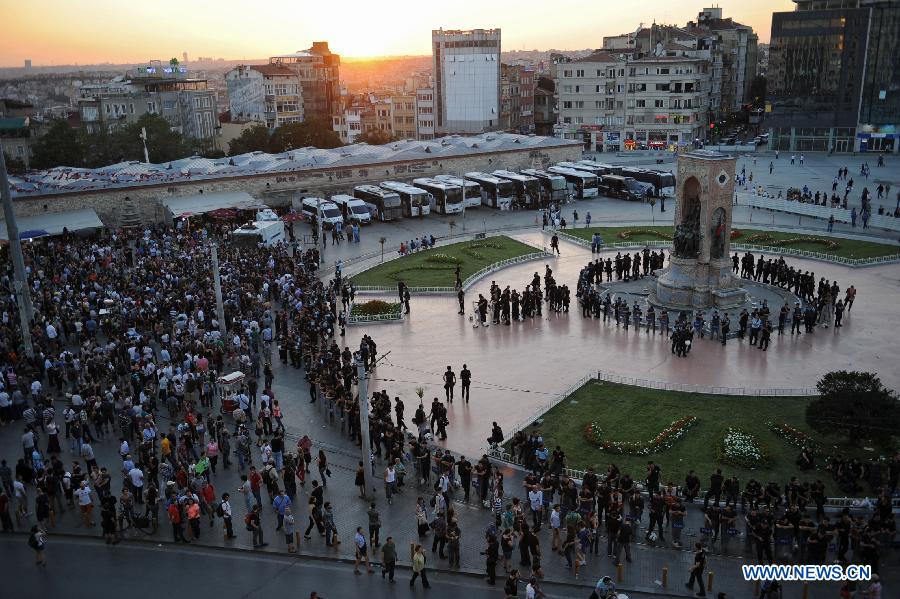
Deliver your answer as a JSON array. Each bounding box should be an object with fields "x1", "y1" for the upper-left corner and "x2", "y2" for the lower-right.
[{"x1": 161, "y1": 437, "x2": 171, "y2": 461}]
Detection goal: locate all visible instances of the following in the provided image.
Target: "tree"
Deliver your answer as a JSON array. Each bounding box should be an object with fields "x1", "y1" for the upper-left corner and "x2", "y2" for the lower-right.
[
  {"x1": 806, "y1": 371, "x2": 900, "y2": 444},
  {"x1": 269, "y1": 118, "x2": 343, "y2": 153},
  {"x1": 30, "y1": 120, "x2": 86, "y2": 169},
  {"x1": 355, "y1": 130, "x2": 395, "y2": 145},
  {"x1": 749, "y1": 76, "x2": 767, "y2": 109},
  {"x1": 119, "y1": 113, "x2": 192, "y2": 163},
  {"x1": 228, "y1": 124, "x2": 270, "y2": 156},
  {"x1": 2, "y1": 155, "x2": 27, "y2": 175}
]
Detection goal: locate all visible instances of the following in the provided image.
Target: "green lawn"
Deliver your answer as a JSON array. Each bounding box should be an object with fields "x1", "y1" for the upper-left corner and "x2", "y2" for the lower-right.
[
  {"x1": 350, "y1": 236, "x2": 538, "y2": 287},
  {"x1": 564, "y1": 226, "x2": 900, "y2": 259},
  {"x1": 513, "y1": 381, "x2": 883, "y2": 495}
]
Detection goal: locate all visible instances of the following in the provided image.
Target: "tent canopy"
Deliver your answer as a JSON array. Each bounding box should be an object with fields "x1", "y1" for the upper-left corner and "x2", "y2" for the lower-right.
[
  {"x1": 162, "y1": 191, "x2": 266, "y2": 218},
  {"x1": 0, "y1": 208, "x2": 104, "y2": 241}
]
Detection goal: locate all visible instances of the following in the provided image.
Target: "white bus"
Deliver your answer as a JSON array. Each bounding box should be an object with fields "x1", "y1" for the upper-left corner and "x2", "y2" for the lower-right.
[
  {"x1": 464, "y1": 172, "x2": 514, "y2": 210},
  {"x1": 576, "y1": 160, "x2": 621, "y2": 176},
  {"x1": 491, "y1": 170, "x2": 541, "y2": 209},
  {"x1": 353, "y1": 185, "x2": 403, "y2": 221},
  {"x1": 521, "y1": 168, "x2": 567, "y2": 204},
  {"x1": 434, "y1": 175, "x2": 482, "y2": 209},
  {"x1": 547, "y1": 166, "x2": 600, "y2": 199},
  {"x1": 411, "y1": 178, "x2": 465, "y2": 214},
  {"x1": 379, "y1": 181, "x2": 432, "y2": 217}
]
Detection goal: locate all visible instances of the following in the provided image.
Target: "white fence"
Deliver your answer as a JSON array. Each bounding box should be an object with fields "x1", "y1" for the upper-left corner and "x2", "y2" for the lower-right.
[
  {"x1": 593, "y1": 370, "x2": 817, "y2": 397},
  {"x1": 740, "y1": 194, "x2": 900, "y2": 233},
  {"x1": 552, "y1": 230, "x2": 900, "y2": 267},
  {"x1": 346, "y1": 310, "x2": 404, "y2": 325}
]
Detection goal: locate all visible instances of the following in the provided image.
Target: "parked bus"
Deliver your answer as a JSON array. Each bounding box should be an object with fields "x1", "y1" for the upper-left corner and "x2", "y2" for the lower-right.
[
  {"x1": 330, "y1": 194, "x2": 373, "y2": 224},
  {"x1": 521, "y1": 169, "x2": 567, "y2": 203},
  {"x1": 619, "y1": 167, "x2": 676, "y2": 197},
  {"x1": 575, "y1": 160, "x2": 622, "y2": 176},
  {"x1": 599, "y1": 175, "x2": 646, "y2": 201},
  {"x1": 353, "y1": 185, "x2": 403, "y2": 221},
  {"x1": 491, "y1": 170, "x2": 541, "y2": 209},
  {"x1": 379, "y1": 181, "x2": 432, "y2": 217},
  {"x1": 434, "y1": 175, "x2": 482, "y2": 209},
  {"x1": 464, "y1": 172, "x2": 514, "y2": 210},
  {"x1": 411, "y1": 178, "x2": 465, "y2": 214},
  {"x1": 546, "y1": 166, "x2": 600, "y2": 199}
]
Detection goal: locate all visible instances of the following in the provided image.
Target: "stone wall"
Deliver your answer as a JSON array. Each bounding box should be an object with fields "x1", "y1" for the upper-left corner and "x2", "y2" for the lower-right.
[{"x1": 11, "y1": 145, "x2": 581, "y2": 227}]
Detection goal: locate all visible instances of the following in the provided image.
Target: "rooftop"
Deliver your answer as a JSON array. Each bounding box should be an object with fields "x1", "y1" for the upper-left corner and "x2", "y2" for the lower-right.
[
  {"x1": 249, "y1": 64, "x2": 299, "y2": 77},
  {"x1": 8, "y1": 133, "x2": 581, "y2": 199}
]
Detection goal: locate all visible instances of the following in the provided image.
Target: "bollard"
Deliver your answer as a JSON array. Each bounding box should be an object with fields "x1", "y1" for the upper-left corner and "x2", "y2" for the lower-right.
[
  {"x1": 707, "y1": 571, "x2": 714, "y2": 592},
  {"x1": 617, "y1": 562, "x2": 624, "y2": 582},
  {"x1": 802, "y1": 582, "x2": 809, "y2": 599},
  {"x1": 662, "y1": 566, "x2": 668, "y2": 588}
]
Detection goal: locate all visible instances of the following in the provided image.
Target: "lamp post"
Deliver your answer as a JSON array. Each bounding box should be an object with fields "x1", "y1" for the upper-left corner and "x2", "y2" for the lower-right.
[
  {"x1": 354, "y1": 352, "x2": 372, "y2": 499},
  {"x1": 0, "y1": 142, "x2": 35, "y2": 358},
  {"x1": 210, "y1": 243, "x2": 227, "y2": 336}
]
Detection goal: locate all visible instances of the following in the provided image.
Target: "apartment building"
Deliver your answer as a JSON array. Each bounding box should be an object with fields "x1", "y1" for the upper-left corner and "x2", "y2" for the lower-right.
[
  {"x1": 416, "y1": 88, "x2": 435, "y2": 140},
  {"x1": 270, "y1": 42, "x2": 341, "y2": 122},
  {"x1": 390, "y1": 94, "x2": 417, "y2": 140},
  {"x1": 554, "y1": 51, "x2": 709, "y2": 151},
  {"x1": 78, "y1": 61, "x2": 218, "y2": 143},
  {"x1": 225, "y1": 64, "x2": 303, "y2": 129},
  {"x1": 432, "y1": 28, "x2": 501, "y2": 134},
  {"x1": 500, "y1": 64, "x2": 535, "y2": 133}
]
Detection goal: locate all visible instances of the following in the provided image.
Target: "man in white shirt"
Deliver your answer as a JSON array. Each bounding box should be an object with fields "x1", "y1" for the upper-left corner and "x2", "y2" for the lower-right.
[
  {"x1": 528, "y1": 485, "x2": 544, "y2": 530},
  {"x1": 128, "y1": 466, "x2": 144, "y2": 503},
  {"x1": 74, "y1": 481, "x2": 95, "y2": 527}
]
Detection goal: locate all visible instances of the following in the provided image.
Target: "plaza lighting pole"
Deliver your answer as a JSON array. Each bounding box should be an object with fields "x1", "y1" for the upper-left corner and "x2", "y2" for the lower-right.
[
  {"x1": 354, "y1": 353, "x2": 372, "y2": 499},
  {"x1": 210, "y1": 244, "x2": 226, "y2": 336},
  {"x1": 0, "y1": 142, "x2": 35, "y2": 358}
]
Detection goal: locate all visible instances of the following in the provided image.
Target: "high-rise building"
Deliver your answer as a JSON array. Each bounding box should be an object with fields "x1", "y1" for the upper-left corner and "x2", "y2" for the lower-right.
[
  {"x1": 225, "y1": 64, "x2": 303, "y2": 129},
  {"x1": 416, "y1": 88, "x2": 435, "y2": 140},
  {"x1": 390, "y1": 93, "x2": 417, "y2": 140},
  {"x1": 432, "y1": 28, "x2": 501, "y2": 134},
  {"x1": 270, "y1": 42, "x2": 341, "y2": 123},
  {"x1": 23, "y1": 59, "x2": 32, "y2": 69},
  {"x1": 767, "y1": 0, "x2": 898, "y2": 153}
]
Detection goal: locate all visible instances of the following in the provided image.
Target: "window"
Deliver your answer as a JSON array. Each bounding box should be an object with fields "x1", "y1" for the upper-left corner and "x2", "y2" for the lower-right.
[
  {"x1": 576, "y1": 69, "x2": 584, "y2": 77},
  {"x1": 163, "y1": 100, "x2": 176, "y2": 110},
  {"x1": 595, "y1": 85, "x2": 602, "y2": 93},
  {"x1": 129, "y1": 103, "x2": 134, "y2": 114},
  {"x1": 607, "y1": 69, "x2": 615, "y2": 78},
  {"x1": 658, "y1": 68, "x2": 670, "y2": 75},
  {"x1": 595, "y1": 101, "x2": 604, "y2": 109},
  {"x1": 616, "y1": 84, "x2": 624, "y2": 93},
  {"x1": 618, "y1": 69, "x2": 624, "y2": 76},
  {"x1": 406, "y1": 103, "x2": 414, "y2": 110},
  {"x1": 563, "y1": 117, "x2": 571, "y2": 124},
  {"x1": 563, "y1": 85, "x2": 572, "y2": 93},
  {"x1": 147, "y1": 101, "x2": 157, "y2": 113},
  {"x1": 655, "y1": 83, "x2": 670, "y2": 91},
  {"x1": 616, "y1": 101, "x2": 623, "y2": 109},
  {"x1": 596, "y1": 70, "x2": 604, "y2": 77},
  {"x1": 563, "y1": 101, "x2": 573, "y2": 109},
  {"x1": 575, "y1": 117, "x2": 584, "y2": 123},
  {"x1": 563, "y1": 69, "x2": 572, "y2": 77},
  {"x1": 418, "y1": 106, "x2": 433, "y2": 114},
  {"x1": 636, "y1": 100, "x2": 646, "y2": 108},
  {"x1": 629, "y1": 68, "x2": 636, "y2": 76},
  {"x1": 193, "y1": 97, "x2": 201, "y2": 109},
  {"x1": 574, "y1": 85, "x2": 581, "y2": 93},
  {"x1": 575, "y1": 101, "x2": 584, "y2": 108},
  {"x1": 654, "y1": 100, "x2": 664, "y2": 108}
]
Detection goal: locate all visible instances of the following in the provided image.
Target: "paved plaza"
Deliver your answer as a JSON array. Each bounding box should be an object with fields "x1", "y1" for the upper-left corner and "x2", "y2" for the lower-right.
[{"x1": 0, "y1": 150, "x2": 897, "y2": 599}]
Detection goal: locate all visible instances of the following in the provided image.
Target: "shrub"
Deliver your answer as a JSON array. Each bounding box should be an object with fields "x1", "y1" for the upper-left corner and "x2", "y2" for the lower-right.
[
  {"x1": 350, "y1": 300, "x2": 402, "y2": 317},
  {"x1": 583, "y1": 416, "x2": 697, "y2": 455}
]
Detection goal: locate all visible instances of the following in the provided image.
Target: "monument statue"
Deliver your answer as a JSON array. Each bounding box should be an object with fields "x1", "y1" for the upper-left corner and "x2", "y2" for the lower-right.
[{"x1": 651, "y1": 150, "x2": 747, "y2": 309}]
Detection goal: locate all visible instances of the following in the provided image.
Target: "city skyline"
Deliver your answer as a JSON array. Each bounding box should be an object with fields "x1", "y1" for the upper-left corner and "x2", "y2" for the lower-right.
[{"x1": 3, "y1": 0, "x2": 791, "y2": 68}]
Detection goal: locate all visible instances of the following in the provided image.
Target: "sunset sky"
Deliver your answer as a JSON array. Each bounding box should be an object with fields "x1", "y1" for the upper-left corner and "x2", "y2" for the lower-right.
[{"x1": 3, "y1": 0, "x2": 795, "y2": 67}]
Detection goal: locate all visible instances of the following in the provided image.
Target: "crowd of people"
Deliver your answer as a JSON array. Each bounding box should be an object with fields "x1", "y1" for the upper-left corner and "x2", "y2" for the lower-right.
[{"x1": 469, "y1": 266, "x2": 571, "y2": 327}]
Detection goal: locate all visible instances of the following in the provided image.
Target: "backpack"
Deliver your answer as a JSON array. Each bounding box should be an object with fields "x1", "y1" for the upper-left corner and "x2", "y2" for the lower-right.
[{"x1": 215, "y1": 502, "x2": 224, "y2": 518}]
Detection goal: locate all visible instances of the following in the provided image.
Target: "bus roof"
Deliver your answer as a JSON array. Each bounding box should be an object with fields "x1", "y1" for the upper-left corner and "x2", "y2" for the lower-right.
[
  {"x1": 464, "y1": 172, "x2": 505, "y2": 184},
  {"x1": 380, "y1": 180, "x2": 429, "y2": 194},
  {"x1": 435, "y1": 175, "x2": 478, "y2": 187},
  {"x1": 412, "y1": 178, "x2": 460, "y2": 190},
  {"x1": 354, "y1": 184, "x2": 400, "y2": 198},
  {"x1": 547, "y1": 166, "x2": 595, "y2": 178},
  {"x1": 492, "y1": 170, "x2": 538, "y2": 182},
  {"x1": 522, "y1": 168, "x2": 565, "y2": 181}
]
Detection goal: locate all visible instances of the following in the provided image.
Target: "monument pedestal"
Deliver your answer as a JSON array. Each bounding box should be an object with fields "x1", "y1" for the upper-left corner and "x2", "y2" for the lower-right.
[{"x1": 652, "y1": 257, "x2": 747, "y2": 310}]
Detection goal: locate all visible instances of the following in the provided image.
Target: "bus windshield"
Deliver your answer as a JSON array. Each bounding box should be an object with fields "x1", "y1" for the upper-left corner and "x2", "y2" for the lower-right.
[
  {"x1": 445, "y1": 187, "x2": 464, "y2": 206},
  {"x1": 322, "y1": 207, "x2": 342, "y2": 219},
  {"x1": 383, "y1": 195, "x2": 401, "y2": 208},
  {"x1": 625, "y1": 179, "x2": 644, "y2": 193},
  {"x1": 464, "y1": 186, "x2": 481, "y2": 200},
  {"x1": 350, "y1": 205, "x2": 369, "y2": 215},
  {"x1": 497, "y1": 180, "x2": 514, "y2": 197}
]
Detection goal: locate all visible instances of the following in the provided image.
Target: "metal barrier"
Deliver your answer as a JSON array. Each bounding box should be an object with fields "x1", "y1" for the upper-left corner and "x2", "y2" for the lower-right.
[
  {"x1": 594, "y1": 370, "x2": 817, "y2": 397},
  {"x1": 461, "y1": 251, "x2": 553, "y2": 290},
  {"x1": 354, "y1": 285, "x2": 455, "y2": 295},
  {"x1": 739, "y1": 193, "x2": 900, "y2": 233}
]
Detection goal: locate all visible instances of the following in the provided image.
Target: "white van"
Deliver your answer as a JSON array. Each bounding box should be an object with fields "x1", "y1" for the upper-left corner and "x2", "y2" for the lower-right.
[
  {"x1": 299, "y1": 198, "x2": 344, "y2": 229},
  {"x1": 232, "y1": 220, "x2": 285, "y2": 247},
  {"x1": 330, "y1": 194, "x2": 372, "y2": 225}
]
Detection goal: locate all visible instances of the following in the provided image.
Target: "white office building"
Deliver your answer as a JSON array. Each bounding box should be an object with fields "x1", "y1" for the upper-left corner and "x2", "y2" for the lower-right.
[{"x1": 432, "y1": 28, "x2": 501, "y2": 135}]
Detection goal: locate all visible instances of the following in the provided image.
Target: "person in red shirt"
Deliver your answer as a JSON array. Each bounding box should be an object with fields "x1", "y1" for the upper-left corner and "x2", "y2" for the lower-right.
[
  {"x1": 168, "y1": 501, "x2": 187, "y2": 543},
  {"x1": 248, "y1": 467, "x2": 263, "y2": 507}
]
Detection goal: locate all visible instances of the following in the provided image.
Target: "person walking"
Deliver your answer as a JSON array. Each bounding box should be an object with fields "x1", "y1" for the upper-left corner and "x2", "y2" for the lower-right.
[
  {"x1": 443, "y1": 366, "x2": 456, "y2": 403},
  {"x1": 27, "y1": 525, "x2": 47, "y2": 567},
  {"x1": 410, "y1": 543, "x2": 431, "y2": 588},
  {"x1": 247, "y1": 504, "x2": 266, "y2": 548},
  {"x1": 483, "y1": 533, "x2": 499, "y2": 585},
  {"x1": 460, "y1": 364, "x2": 472, "y2": 403},
  {"x1": 685, "y1": 542, "x2": 707, "y2": 597},
  {"x1": 381, "y1": 536, "x2": 398, "y2": 582},
  {"x1": 354, "y1": 527, "x2": 374, "y2": 574}
]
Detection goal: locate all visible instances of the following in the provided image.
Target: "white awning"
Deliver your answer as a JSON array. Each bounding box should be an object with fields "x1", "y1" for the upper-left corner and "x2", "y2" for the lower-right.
[
  {"x1": 162, "y1": 191, "x2": 266, "y2": 218},
  {"x1": 0, "y1": 208, "x2": 104, "y2": 240}
]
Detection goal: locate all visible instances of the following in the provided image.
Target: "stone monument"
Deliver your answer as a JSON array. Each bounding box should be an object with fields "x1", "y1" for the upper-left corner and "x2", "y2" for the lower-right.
[{"x1": 652, "y1": 150, "x2": 747, "y2": 309}]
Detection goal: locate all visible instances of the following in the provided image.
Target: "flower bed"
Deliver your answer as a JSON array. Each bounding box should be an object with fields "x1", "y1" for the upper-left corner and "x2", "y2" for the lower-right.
[
  {"x1": 424, "y1": 253, "x2": 461, "y2": 264},
  {"x1": 745, "y1": 233, "x2": 840, "y2": 250},
  {"x1": 716, "y1": 427, "x2": 769, "y2": 469},
  {"x1": 730, "y1": 229, "x2": 743, "y2": 240},
  {"x1": 767, "y1": 422, "x2": 820, "y2": 451},
  {"x1": 583, "y1": 416, "x2": 697, "y2": 455},
  {"x1": 350, "y1": 300, "x2": 402, "y2": 317},
  {"x1": 617, "y1": 229, "x2": 673, "y2": 241}
]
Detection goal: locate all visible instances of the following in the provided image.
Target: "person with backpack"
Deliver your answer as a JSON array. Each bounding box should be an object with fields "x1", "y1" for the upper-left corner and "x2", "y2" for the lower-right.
[{"x1": 28, "y1": 525, "x2": 47, "y2": 566}]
